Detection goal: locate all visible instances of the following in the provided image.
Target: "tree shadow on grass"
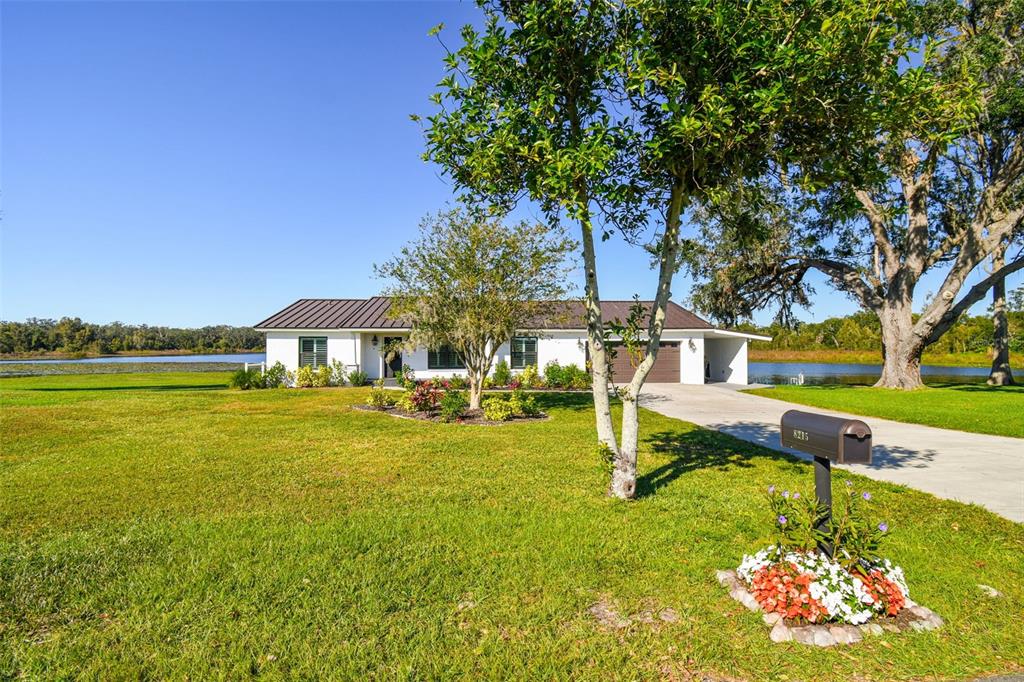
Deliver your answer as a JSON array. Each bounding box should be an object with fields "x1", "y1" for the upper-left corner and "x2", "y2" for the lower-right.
[
  {"x1": 637, "y1": 426, "x2": 805, "y2": 498},
  {"x1": 527, "y1": 391, "x2": 595, "y2": 412}
]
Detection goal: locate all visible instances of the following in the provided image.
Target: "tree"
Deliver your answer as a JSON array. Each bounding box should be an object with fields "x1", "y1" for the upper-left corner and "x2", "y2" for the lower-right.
[
  {"x1": 686, "y1": 0, "x2": 1024, "y2": 389},
  {"x1": 988, "y1": 237, "x2": 1016, "y2": 385},
  {"x1": 375, "y1": 208, "x2": 574, "y2": 409},
  {"x1": 422, "y1": 0, "x2": 907, "y2": 497}
]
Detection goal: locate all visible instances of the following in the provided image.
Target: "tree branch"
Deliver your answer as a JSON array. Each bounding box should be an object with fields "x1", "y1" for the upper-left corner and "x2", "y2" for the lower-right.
[{"x1": 925, "y1": 255, "x2": 1024, "y2": 345}]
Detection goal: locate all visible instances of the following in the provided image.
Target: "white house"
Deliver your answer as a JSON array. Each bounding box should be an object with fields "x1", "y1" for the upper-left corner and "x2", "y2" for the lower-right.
[{"x1": 255, "y1": 297, "x2": 769, "y2": 385}]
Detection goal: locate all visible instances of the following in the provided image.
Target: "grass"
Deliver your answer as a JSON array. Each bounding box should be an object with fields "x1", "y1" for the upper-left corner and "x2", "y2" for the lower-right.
[
  {"x1": 2, "y1": 372, "x2": 1022, "y2": 680},
  {"x1": 746, "y1": 383, "x2": 1024, "y2": 438},
  {"x1": 748, "y1": 348, "x2": 1010, "y2": 369},
  {"x1": 0, "y1": 362, "x2": 247, "y2": 377}
]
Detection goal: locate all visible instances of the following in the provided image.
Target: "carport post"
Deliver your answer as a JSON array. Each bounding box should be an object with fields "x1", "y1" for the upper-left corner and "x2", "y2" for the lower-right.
[{"x1": 814, "y1": 455, "x2": 833, "y2": 557}]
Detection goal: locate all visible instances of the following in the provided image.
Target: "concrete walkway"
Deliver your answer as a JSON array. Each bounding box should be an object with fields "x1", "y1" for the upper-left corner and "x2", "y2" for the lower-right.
[{"x1": 639, "y1": 383, "x2": 1024, "y2": 523}]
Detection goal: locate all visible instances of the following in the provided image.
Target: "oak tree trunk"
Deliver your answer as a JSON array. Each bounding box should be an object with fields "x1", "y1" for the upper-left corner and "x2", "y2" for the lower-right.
[
  {"x1": 874, "y1": 299, "x2": 925, "y2": 389},
  {"x1": 988, "y1": 246, "x2": 1015, "y2": 386}
]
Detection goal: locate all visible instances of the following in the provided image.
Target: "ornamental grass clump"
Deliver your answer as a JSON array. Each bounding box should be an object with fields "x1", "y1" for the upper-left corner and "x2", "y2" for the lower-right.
[{"x1": 736, "y1": 483, "x2": 910, "y2": 625}]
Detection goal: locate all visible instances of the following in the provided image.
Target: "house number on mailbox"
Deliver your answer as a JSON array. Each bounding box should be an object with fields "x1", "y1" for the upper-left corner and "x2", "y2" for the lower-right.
[{"x1": 792, "y1": 429, "x2": 809, "y2": 441}]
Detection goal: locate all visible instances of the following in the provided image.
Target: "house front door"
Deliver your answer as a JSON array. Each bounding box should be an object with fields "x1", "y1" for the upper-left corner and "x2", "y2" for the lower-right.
[{"x1": 383, "y1": 337, "x2": 403, "y2": 378}]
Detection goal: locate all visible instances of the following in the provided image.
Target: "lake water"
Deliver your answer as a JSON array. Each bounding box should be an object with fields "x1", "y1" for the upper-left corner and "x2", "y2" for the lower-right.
[
  {"x1": 750, "y1": 361, "x2": 991, "y2": 386},
  {"x1": 0, "y1": 352, "x2": 266, "y2": 365}
]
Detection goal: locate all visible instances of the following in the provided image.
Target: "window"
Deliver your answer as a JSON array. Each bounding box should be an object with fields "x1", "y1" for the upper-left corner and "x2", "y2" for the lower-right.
[
  {"x1": 428, "y1": 344, "x2": 464, "y2": 369},
  {"x1": 511, "y1": 336, "x2": 538, "y2": 369},
  {"x1": 299, "y1": 337, "x2": 328, "y2": 368}
]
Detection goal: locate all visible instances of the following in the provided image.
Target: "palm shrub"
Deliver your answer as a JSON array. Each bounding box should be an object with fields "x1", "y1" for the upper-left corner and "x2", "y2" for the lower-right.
[
  {"x1": 229, "y1": 367, "x2": 264, "y2": 390},
  {"x1": 347, "y1": 369, "x2": 368, "y2": 386}
]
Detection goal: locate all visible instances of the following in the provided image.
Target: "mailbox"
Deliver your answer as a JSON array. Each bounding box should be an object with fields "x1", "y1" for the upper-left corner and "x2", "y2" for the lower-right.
[{"x1": 780, "y1": 410, "x2": 872, "y2": 465}]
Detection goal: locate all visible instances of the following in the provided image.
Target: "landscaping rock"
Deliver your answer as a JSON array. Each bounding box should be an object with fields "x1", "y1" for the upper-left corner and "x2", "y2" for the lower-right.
[
  {"x1": 762, "y1": 612, "x2": 782, "y2": 626},
  {"x1": 978, "y1": 584, "x2": 1003, "y2": 598},
  {"x1": 829, "y1": 625, "x2": 862, "y2": 644},
  {"x1": 715, "y1": 570, "x2": 739, "y2": 589},
  {"x1": 813, "y1": 627, "x2": 838, "y2": 647},
  {"x1": 859, "y1": 623, "x2": 884, "y2": 637},
  {"x1": 769, "y1": 620, "x2": 792, "y2": 643},
  {"x1": 790, "y1": 626, "x2": 818, "y2": 646}
]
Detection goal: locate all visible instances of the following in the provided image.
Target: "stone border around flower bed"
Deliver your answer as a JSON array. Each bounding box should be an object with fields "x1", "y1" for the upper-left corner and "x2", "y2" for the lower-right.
[{"x1": 715, "y1": 570, "x2": 943, "y2": 646}]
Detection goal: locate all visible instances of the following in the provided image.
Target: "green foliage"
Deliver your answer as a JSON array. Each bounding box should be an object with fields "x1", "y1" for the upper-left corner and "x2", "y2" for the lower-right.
[
  {"x1": 447, "y1": 375, "x2": 468, "y2": 390},
  {"x1": 543, "y1": 362, "x2": 590, "y2": 389},
  {"x1": 294, "y1": 365, "x2": 315, "y2": 388},
  {"x1": 347, "y1": 370, "x2": 368, "y2": 387},
  {"x1": 375, "y1": 207, "x2": 575, "y2": 401},
  {"x1": 507, "y1": 388, "x2": 539, "y2": 417},
  {"x1": 263, "y1": 361, "x2": 290, "y2": 389},
  {"x1": 407, "y1": 383, "x2": 442, "y2": 411},
  {"x1": 396, "y1": 364, "x2": 417, "y2": 390},
  {"x1": 439, "y1": 390, "x2": 469, "y2": 422},
  {"x1": 492, "y1": 359, "x2": 512, "y2": 387},
  {"x1": 519, "y1": 364, "x2": 540, "y2": 389},
  {"x1": 367, "y1": 379, "x2": 398, "y2": 408},
  {"x1": 330, "y1": 360, "x2": 347, "y2": 386},
  {"x1": 229, "y1": 367, "x2": 264, "y2": 390},
  {"x1": 767, "y1": 487, "x2": 830, "y2": 554},
  {"x1": 482, "y1": 396, "x2": 516, "y2": 422},
  {"x1": 310, "y1": 365, "x2": 332, "y2": 388}
]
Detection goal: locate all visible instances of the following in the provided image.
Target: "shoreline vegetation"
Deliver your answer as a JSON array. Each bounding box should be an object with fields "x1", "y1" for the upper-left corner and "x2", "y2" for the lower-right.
[{"x1": 749, "y1": 347, "x2": 1011, "y2": 369}]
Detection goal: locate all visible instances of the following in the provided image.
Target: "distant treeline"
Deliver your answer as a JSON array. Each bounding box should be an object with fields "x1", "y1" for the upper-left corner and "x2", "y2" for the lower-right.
[
  {"x1": 737, "y1": 309, "x2": 1023, "y2": 354},
  {"x1": 0, "y1": 318, "x2": 263, "y2": 357}
]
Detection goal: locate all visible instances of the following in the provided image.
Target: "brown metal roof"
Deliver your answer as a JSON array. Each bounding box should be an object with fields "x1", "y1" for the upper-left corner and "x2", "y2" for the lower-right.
[{"x1": 255, "y1": 298, "x2": 711, "y2": 330}]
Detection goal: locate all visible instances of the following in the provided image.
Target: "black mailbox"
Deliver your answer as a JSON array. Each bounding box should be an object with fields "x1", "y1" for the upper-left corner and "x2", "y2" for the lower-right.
[{"x1": 780, "y1": 410, "x2": 872, "y2": 465}]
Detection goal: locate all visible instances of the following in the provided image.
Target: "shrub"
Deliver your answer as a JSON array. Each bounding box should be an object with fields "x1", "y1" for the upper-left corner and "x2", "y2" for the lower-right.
[
  {"x1": 492, "y1": 359, "x2": 512, "y2": 387},
  {"x1": 430, "y1": 376, "x2": 451, "y2": 389},
  {"x1": 519, "y1": 364, "x2": 540, "y2": 388},
  {"x1": 508, "y1": 388, "x2": 539, "y2": 416},
  {"x1": 330, "y1": 359, "x2": 347, "y2": 386},
  {"x1": 366, "y1": 379, "x2": 397, "y2": 408},
  {"x1": 447, "y1": 375, "x2": 468, "y2": 389},
  {"x1": 312, "y1": 365, "x2": 333, "y2": 388},
  {"x1": 348, "y1": 369, "x2": 368, "y2": 386},
  {"x1": 397, "y1": 364, "x2": 416, "y2": 390},
  {"x1": 543, "y1": 361, "x2": 566, "y2": 387},
  {"x1": 294, "y1": 365, "x2": 315, "y2": 388},
  {"x1": 408, "y1": 382, "x2": 441, "y2": 411},
  {"x1": 439, "y1": 390, "x2": 469, "y2": 422},
  {"x1": 483, "y1": 396, "x2": 516, "y2": 422},
  {"x1": 566, "y1": 364, "x2": 592, "y2": 389},
  {"x1": 229, "y1": 367, "x2": 264, "y2": 390},
  {"x1": 263, "y1": 361, "x2": 290, "y2": 388}
]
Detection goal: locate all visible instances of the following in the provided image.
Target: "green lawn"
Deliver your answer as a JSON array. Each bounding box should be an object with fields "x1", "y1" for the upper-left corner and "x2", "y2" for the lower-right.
[
  {"x1": 2, "y1": 373, "x2": 1022, "y2": 680},
  {"x1": 746, "y1": 384, "x2": 1024, "y2": 438}
]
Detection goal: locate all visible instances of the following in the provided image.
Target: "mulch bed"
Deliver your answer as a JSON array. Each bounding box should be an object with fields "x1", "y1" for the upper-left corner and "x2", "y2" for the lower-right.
[{"x1": 355, "y1": 405, "x2": 549, "y2": 425}]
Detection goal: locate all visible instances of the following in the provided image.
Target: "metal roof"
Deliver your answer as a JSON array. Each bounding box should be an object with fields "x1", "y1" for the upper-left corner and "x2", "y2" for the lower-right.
[{"x1": 255, "y1": 297, "x2": 713, "y2": 331}]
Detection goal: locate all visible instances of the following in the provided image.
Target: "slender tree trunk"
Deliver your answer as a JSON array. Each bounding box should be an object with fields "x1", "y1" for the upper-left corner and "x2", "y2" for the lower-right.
[
  {"x1": 988, "y1": 244, "x2": 1015, "y2": 386},
  {"x1": 580, "y1": 218, "x2": 617, "y2": 451},
  {"x1": 609, "y1": 395, "x2": 639, "y2": 498},
  {"x1": 874, "y1": 298, "x2": 925, "y2": 389},
  {"x1": 608, "y1": 181, "x2": 685, "y2": 499}
]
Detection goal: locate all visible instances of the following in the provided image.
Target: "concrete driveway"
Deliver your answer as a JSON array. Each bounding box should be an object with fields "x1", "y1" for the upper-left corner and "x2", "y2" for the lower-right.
[{"x1": 639, "y1": 383, "x2": 1024, "y2": 523}]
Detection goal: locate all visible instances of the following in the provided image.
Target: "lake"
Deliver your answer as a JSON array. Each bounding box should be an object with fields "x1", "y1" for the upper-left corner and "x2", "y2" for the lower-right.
[
  {"x1": 0, "y1": 352, "x2": 266, "y2": 365},
  {"x1": 750, "y1": 361, "x2": 992, "y2": 385}
]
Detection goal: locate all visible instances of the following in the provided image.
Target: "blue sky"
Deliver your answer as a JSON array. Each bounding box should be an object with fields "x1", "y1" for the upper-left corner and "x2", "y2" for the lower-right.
[{"x1": 2, "y1": 1, "x2": 1018, "y2": 328}]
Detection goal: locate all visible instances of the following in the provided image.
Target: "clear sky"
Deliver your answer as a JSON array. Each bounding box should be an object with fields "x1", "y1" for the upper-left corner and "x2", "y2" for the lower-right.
[{"x1": 2, "y1": 1, "x2": 1018, "y2": 328}]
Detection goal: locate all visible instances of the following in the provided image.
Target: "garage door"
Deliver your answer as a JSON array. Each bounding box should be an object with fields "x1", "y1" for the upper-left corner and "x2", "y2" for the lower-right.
[{"x1": 607, "y1": 342, "x2": 680, "y2": 383}]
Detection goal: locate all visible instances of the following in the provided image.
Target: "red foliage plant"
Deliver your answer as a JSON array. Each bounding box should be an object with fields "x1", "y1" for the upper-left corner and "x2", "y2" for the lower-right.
[
  {"x1": 750, "y1": 563, "x2": 829, "y2": 623},
  {"x1": 859, "y1": 570, "x2": 905, "y2": 616}
]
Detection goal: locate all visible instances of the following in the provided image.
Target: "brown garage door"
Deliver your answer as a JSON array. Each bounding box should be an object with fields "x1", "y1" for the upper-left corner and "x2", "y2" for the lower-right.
[{"x1": 607, "y1": 342, "x2": 680, "y2": 383}]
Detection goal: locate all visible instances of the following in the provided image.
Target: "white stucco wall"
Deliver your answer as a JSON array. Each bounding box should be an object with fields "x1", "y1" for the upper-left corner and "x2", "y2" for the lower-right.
[
  {"x1": 705, "y1": 337, "x2": 748, "y2": 384},
  {"x1": 264, "y1": 329, "x2": 750, "y2": 384}
]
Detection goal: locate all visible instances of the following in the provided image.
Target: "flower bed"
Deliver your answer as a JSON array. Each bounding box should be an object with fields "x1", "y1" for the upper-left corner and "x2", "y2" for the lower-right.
[
  {"x1": 362, "y1": 378, "x2": 547, "y2": 425},
  {"x1": 718, "y1": 484, "x2": 943, "y2": 645}
]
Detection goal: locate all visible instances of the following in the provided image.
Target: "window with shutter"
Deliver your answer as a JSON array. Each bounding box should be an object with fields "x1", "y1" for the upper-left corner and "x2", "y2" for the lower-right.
[
  {"x1": 511, "y1": 336, "x2": 538, "y2": 369},
  {"x1": 427, "y1": 344, "x2": 465, "y2": 369},
  {"x1": 299, "y1": 337, "x2": 328, "y2": 368}
]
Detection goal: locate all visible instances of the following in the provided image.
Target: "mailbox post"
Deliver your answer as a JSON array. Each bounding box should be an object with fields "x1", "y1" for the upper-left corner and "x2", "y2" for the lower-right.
[{"x1": 780, "y1": 410, "x2": 872, "y2": 556}]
